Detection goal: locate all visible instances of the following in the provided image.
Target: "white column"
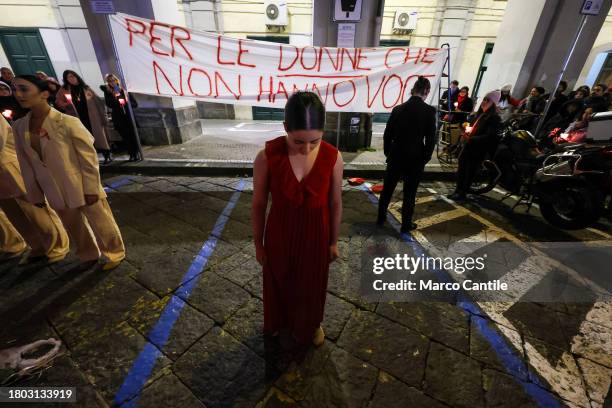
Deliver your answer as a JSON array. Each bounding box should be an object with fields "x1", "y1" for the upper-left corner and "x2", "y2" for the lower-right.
[
  {"x1": 479, "y1": 0, "x2": 611, "y2": 99},
  {"x1": 47, "y1": 0, "x2": 104, "y2": 93}
]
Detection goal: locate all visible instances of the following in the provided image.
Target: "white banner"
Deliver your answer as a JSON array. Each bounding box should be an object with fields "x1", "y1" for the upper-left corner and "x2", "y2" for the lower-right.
[{"x1": 109, "y1": 13, "x2": 447, "y2": 112}]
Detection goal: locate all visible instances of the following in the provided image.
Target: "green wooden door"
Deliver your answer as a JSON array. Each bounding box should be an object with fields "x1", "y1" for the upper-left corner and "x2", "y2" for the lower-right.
[
  {"x1": 373, "y1": 39, "x2": 411, "y2": 123},
  {"x1": 247, "y1": 36, "x2": 289, "y2": 121},
  {"x1": 0, "y1": 29, "x2": 56, "y2": 78}
]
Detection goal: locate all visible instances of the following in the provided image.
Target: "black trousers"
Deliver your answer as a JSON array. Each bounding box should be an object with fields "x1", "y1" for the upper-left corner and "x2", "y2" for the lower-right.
[
  {"x1": 377, "y1": 159, "x2": 425, "y2": 231},
  {"x1": 455, "y1": 143, "x2": 487, "y2": 194},
  {"x1": 116, "y1": 116, "x2": 139, "y2": 157}
]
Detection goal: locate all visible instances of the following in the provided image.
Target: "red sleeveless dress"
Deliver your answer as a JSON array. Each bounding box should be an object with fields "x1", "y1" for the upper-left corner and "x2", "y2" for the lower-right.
[{"x1": 263, "y1": 136, "x2": 338, "y2": 345}]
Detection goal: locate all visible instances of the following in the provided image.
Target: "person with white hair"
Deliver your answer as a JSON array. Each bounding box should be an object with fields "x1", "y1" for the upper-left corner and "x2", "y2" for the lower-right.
[
  {"x1": 498, "y1": 84, "x2": 520, "y2": 122},
  {"x1": 0, "y1": 67, "x2": 14, "y2": 87},
  {"x1": 448, "y1": 89, "x2": 502, "y2": 201},
  {"x1": 0, "y1": 81, "x2": 26, "y2": 122}
]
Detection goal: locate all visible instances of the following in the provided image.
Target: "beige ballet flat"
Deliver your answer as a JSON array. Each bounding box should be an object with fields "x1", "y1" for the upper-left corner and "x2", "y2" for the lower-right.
[
  {"x1": 313, "y1": 326, "x2": 325, "y2": 347},
  {"x1": 102, "y1": 259, "x2": 123, "y2": 271},
  {"x1": 46, "y1": 253, "x2": 68, "y2": 265}
]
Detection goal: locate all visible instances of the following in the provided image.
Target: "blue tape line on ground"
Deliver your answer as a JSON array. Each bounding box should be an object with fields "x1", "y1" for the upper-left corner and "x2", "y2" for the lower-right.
[
  {"x1": 113, "y1": 180, "x2": 245, "y2": 406},
  {"x1": 104, "y1": 177, "x2": 133, "y2": 192},
  {"x1": 360, "y1": 184, "x2": 562, "y2": 408}
]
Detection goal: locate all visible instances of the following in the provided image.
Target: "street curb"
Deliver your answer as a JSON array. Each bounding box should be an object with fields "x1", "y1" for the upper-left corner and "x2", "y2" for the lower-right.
[{"x1": 100, "y1": 161, "x2": 457, "y2": 181}]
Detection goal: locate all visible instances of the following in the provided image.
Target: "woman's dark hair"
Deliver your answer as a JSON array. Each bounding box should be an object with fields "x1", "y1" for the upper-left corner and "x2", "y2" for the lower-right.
[
  {"x1": 577, "y1": 85, "x2": 590, "y2": 94},
  {"x1": 460, "y1": 86, "x2": 469, "y2": 94},
  {"x1": 62, "y1": 70, "x2": 86, "y2": 90},
  {"x1": 411, "y1": 76, "x2": 431, "y2": 96},
  {"x1": 15, "y1": 74, "x2": 50, "y2": 92},
  {"x1": 534, "y1": 86, "x2": 545, "y2": 96},
  {"x1": 575, "y1": 89, "x2": 588, "y2": 98},
  {"x1": 284, "y1": 91, "x2": 325, "y2": 131}
]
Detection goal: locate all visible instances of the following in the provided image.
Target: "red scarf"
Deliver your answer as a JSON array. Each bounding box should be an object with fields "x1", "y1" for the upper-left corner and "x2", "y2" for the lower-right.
[{"x1": 457, "y1": 94, "x2": 466, "y2": 109}]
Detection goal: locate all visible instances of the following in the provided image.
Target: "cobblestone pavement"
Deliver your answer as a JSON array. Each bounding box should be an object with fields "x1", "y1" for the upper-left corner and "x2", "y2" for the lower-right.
[{"x1": 0, "y1": 175, "x2": 610, "y2": 407}]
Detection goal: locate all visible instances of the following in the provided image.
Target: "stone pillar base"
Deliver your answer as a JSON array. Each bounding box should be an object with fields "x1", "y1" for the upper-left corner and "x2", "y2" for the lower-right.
[
  {"x1": 134, "y1": 105, "x2": 202, "y2": 146},
  {"x1": 196, "y1": 102, "x2": 235, "y2": 119}
]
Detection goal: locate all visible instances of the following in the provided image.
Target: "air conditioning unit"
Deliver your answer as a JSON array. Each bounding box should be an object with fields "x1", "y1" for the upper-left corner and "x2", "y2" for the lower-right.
[
  {"x1": 393, "y1": 10, "x2": 417, "y2": 33},
  {"x1": 264, "y1": 1, "x2": 288, "y2": 27}
]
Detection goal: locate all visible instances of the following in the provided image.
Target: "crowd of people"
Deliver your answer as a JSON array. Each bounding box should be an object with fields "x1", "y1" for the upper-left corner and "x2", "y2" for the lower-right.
[
  {"x1": 0, "y1": 67, "x2": 140, "y2": 164},
  {"x1": 438, "y1": 78, "x2": 611, "y2": 200},
  {"x1": 0, "y1": 61, "x2": 609, "y2": 363},
  {"x1": 0, "y1": 70, "x2": 126, "y2": 271}
]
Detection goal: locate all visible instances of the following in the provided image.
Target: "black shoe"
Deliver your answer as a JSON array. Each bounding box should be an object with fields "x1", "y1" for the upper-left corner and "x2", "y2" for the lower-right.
[
  {"x1": 447, "y1": 192, "x2": 466, "y2": 202},
  {"x1": 400, "y1": 223, "x2": 418, "y2": 233}
]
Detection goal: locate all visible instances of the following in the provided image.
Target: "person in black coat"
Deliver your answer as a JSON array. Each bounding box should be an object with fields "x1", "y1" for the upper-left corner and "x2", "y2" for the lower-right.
[
  {"x1": 448, "y1": 90, "x2": 502, "y2": 201},
  {"x1": 537, "y1": 98, "x2": 584, "y2": 142},
  {"x1": 100, "y1": 74, "x2": 141, "y2": 161},
  {"x1": 543, "y1": 81, "x2": 568, "y2": 122},
  {"x1": 377, "y1": 76, "x2": 437, "y2": 232}
]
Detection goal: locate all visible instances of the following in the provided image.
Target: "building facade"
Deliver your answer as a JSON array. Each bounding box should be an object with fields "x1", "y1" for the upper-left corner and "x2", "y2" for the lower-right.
[{"x1": 0, "y1": 0, "x2": 610, "y2": 123}]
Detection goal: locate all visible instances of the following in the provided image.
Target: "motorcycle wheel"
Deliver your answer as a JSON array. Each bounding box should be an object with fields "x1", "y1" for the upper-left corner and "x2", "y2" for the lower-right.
[
  {"x1": 468, "y1": 161, "x2": 499, "y2": 195},
  {"x1": 539, "y1": 182, "x2": 604, "y2": 230}
]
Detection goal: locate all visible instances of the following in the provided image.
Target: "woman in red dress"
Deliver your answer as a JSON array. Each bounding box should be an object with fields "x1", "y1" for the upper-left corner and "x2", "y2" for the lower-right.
[{"x1": 251, "y1": 92, "x2": 343, "y2": 349}]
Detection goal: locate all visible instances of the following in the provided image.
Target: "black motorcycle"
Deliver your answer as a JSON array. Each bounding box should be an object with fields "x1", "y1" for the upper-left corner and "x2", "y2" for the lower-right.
[
  {"x1": 467, "y1": 122, "x2": 544, "y2": 196},
  {"x1": 534, "y1": 144, "x2": 611, "y2": 229},
  {"x1": 467, "y1": 122, "x2": 612, "y2": 230}
]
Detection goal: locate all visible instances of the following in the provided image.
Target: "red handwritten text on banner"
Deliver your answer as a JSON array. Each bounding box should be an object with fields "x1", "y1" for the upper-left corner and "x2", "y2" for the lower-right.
[{"x1": 110, "y1": 13, "x2": 446, "y2": 112}]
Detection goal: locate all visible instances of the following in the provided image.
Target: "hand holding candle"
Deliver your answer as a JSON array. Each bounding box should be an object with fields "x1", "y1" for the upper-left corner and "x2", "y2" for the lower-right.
[{"x1": 2, "y1": 109, "x2": 13, "y2": 120}]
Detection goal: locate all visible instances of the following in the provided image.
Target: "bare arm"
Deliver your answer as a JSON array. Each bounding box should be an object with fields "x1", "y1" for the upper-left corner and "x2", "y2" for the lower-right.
[
  {"x1": 328, "y1": 151, "x2": 343, "y2": 262},
  {"x1": 251, "y1": 149, "x2": 269, "y2": 265}
]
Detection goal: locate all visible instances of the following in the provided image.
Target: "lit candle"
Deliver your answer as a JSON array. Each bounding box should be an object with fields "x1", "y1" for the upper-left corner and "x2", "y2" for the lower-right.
[
  {"x1": 1, "y1": 109, "x2": 12, "y2": 120},
  {"x1": 465, "y1": 126, "x2": 473, "y2": 134},
  {"x1": 118, "y1": 98, "x2": 126, "y2": 106},
  {"x1": 65, "y1": 93, "x2": 72, "y2": 102},
  {"x1": 454, "y1": 102, "x2": 458, "y2": 108}
]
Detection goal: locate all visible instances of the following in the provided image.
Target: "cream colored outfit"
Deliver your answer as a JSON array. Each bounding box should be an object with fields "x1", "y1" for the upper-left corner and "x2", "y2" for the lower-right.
[
  {"x1": 0, "y1": 209, "x2": 26, "y2": 255},
  {"x1": 0, "y1": 116, "x2": 68, "y2": 259},
  {"x1": 12, "y1": 108, "x2": 124, "y2": 263}
]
